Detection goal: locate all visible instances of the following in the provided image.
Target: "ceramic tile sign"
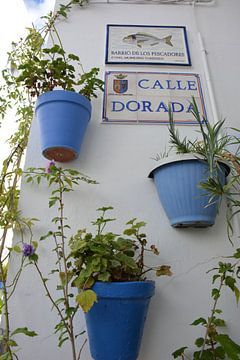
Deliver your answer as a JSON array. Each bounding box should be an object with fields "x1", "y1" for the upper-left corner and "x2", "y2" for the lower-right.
[
  {"x1": 105, "y1": 25, "x2": 191, "y2": 66},
  {"x1": 102, "y1": 72, "x2": 206, "y2": 125}
]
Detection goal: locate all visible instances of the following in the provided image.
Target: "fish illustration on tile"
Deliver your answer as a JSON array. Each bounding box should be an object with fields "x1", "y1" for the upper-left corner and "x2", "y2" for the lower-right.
[{"x1": 122, "y1": 32, "x2": 173, "y2": 48}]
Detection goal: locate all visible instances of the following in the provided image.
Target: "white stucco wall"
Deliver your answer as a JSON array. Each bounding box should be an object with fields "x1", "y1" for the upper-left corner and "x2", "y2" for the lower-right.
[{"x1": 9, "y1": 1, "x2": 240, "y2": 359}]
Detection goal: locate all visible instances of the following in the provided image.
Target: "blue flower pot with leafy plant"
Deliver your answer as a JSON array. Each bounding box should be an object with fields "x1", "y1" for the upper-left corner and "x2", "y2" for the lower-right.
[
  {"x1": 15, "y1": 42, "x2": 104, "y2": 163},
  {"x1": 36, "y1": 90, "x2": 91, "y2": 162},
  {"x1": 70, "y1": 207, "x2": 172, "y2": 360},
  {"x1": 85, "y1": 281, "x2": 155, "y2": 360}
]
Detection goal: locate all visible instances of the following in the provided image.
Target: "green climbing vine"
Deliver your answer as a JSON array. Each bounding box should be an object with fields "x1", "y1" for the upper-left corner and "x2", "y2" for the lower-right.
[{"x1": 0, "y1": 1, "x2": 98, "y2": 358}]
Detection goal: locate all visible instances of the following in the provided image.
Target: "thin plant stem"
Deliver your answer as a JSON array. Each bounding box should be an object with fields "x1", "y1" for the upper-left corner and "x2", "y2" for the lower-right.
[
  {"x1": 57, "y1": 171, "x2": 77, "y2": 360},
  {"x1": 34, "y1": 261, "x2": 71, "y2": 337},
  {"x1": 7, "y1": 259, "x2": 24, "y2": 301},
  {"x1": 77, "y1": 338, "x2": 87, "y2": 360},
  {"x1": 199, "y1": 276, "x2": 225, "y2": 358}
]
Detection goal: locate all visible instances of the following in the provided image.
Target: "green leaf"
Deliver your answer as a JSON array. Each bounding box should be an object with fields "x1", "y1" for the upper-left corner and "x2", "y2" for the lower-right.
[
  {"x1": 68, "y1": 53, "x2": 80, "y2": 61},
  {"x1": 58, "y1": 336, "x2": 68, "y2": 347},
  {"x1": 0, "y1": 352, "x2": 12, "y2": 360},
  {"x1": 134, "y1": 221, "x2": 146, "y2": 229},
  {"x1": 26, "y1": 176, "x2": 33, "y2": 183},
  {"x1": 214, "y1": 346, "x2": 225, "y2": 359},
  {"x1": 195, "y1": 337, "x2": 204, "y2": 347},
  {"x1": 117, "y1": 253, "x2": 137, "y2": 269},
  {"x1": 49, "y1": 199, "x2": 57, "y2": 208},
  {"x1": 193, "y1": 350, "x2": 214, "y2": 360},
  {"x1": 123, "y1": 228, "x2": 135, "y2": 236},
  {"x1": 123, "y1": 249, "x2": 135, "y2": 257},
  {"x1": 116, "y1": 237, "x2": 133, "y2": 250},
  {"x1": 64, "y1": 177, "x2": 72, "y2": 188},
  {"x1": 219, "y1": 262, "x2": 232, "y2": 274},
  {"x1": 214, "y1": 309, "x2": 222, "y2": 314},
  {"x1": 29, "y1": 253, "x2": 38, "y2": 262},
  {"x1": 216, "y1": 334, "x2": 240, "y2": 360},
  {"x1": 172, "y1": 347, "x2": 188, "y2": 358},
  {"x1": 7, "y1": 339, "x2": 17, "y2": 347},
  {"x1": 225, "y1": 276, "x2": 236, "y2": 292},
  {"x1": 98, "y1": 272, "x2": 111, "y2": 282},
  {"x1": 110, "y1": 259, "x2": 121, "y2": 268},
  {"x1": 213, "y1": 318, "x2": 226, "y2": 327},
  {"x1": 234, "y1": 286, "x2": 240, "y2": 304},
  {"x1": 233, "y1": 248, "x2": 240, "y2": 259},
  {"x1": 40, "y1": 231, "x2": 53, "y2": 241},
  {"x1": 54, "y1": 297, "x2": 65, "y2": 306},
  {"x1": 32, "y1": 241, "x2": 38, "y2": 250},
  {"x1": 97, "y1": 206, "x2": 113, "y2": 212},
  {"x1": 212, "y1": 274, "x2": 220, "y2": 284},
  {"x1": 13, "y1": 245, "x2": 21, "y2": 253},
  {"x1": 11, "y1": 327, "x2": 38, "y2": 337},
  {"x1": 125, "y1": 218, "x2": 137, "y2": 226},
  {"x1": 76, "y1": 290, "x2": 97, "y2": 313},
  {"x1": 65, "y1": 307, "x2": 76, "y2": 317},
  {"x1": 212, "y1": 288, "x2": 220, "y2": 300},
  {"x1": 191, "y1": 317, "x2": 207, "y2": 326}
]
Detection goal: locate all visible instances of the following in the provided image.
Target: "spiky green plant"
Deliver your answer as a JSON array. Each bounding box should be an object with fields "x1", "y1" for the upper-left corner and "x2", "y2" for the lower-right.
[{"x1": 168, "y1": 97, "x2": 230, "y2": 177}]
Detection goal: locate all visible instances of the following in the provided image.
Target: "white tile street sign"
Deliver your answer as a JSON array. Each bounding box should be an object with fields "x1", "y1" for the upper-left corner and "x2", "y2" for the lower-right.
[{"x1": 103, "y1": 71, "x2": 206, "y2": 125}]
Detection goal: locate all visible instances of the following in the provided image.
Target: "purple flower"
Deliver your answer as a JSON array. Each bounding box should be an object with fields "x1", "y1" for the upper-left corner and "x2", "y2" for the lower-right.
[
  {"x1": 22, "y1": 243, "x2": 35, "y2": 257},
  {"x1": 45, "y1": 160, "x2": 56, "y2": 174}
]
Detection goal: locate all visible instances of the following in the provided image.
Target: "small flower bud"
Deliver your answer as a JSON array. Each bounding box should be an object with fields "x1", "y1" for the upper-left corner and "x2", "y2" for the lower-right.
[
  {"x1": 45, "y1": 160, "x2": 56, "y2": 174},
  {"x1": 22, "y1": 243, "x2": 35, "y2": 257}
]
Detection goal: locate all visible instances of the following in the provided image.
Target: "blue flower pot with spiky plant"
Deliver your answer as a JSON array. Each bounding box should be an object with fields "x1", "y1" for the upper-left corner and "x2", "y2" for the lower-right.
[{"x1": 148, "y1": 154, "x2": 229, "y2": 228}]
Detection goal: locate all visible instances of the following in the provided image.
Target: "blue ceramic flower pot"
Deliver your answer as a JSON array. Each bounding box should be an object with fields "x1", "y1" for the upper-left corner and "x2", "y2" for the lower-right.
[
  {"x1": 36, "y1": 90, "x2": 91, "y2": 162},
  {"x1": 85, "y1": 281, "x2": 155, "y2": 360},
  {"x1": 149, "y1": 156, "x2": 229, "y2": 228}
]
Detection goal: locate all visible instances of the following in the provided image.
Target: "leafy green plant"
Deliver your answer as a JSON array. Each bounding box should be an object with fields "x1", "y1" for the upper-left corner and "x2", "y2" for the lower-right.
[
  {"x1": 172, "y1": 251, "x2": 240, "y2": 360},
  {"x1": 69, "y1": 206, "x2": 172, "y2": 312},
  {"x1": 8, "y1": 2, "x2": 104, "y2": 101},
  {"x1": 0, "y1": 70, "x2": 35, "y2": 359},
  {"x1": 15, "y1": 45, "x2": 104, "y2": 100},
  {"x1": 197, "y1": 131, "x2": 240, "y2": 240},
  {"x1": 24, "y1": 161, "x2": 97, "y2": 360}
]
